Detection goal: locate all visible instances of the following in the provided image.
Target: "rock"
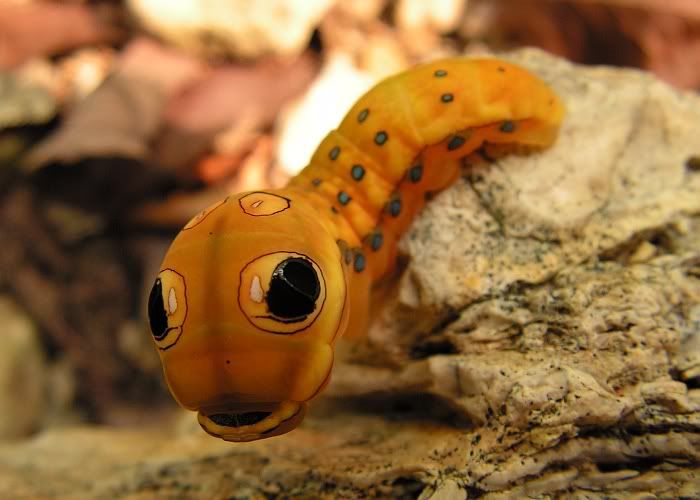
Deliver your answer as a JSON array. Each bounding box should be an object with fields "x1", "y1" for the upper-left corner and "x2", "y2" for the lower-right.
[
  {"x1": 1, "y1": 48, "x2": 699, "y2": 497},
  {"x1": 331, "y1": 47, "x2": 700, "y2": 494},
  {"x1": 0, "y1": 296, "x2": 46, "y2": 439},
  {"x1": 128, "y1": 0, "x2": 335, "y2": 59}
]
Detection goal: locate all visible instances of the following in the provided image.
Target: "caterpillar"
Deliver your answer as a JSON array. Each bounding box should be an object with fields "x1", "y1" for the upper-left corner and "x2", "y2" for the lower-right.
[{"x1": 147, "y1": 58, "x2": 564, "y2": 442}]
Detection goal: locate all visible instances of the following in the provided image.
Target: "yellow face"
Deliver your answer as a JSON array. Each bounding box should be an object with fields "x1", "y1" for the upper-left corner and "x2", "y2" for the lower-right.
[{"x1": 147, "y1": 190, "x2": 349, "y2": 441}]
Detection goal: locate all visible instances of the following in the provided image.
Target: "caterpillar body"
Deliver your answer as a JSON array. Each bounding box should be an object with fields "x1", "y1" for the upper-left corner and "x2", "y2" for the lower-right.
[{"x1": 147, "y1": 58, "x2": 564, "y2": 442}]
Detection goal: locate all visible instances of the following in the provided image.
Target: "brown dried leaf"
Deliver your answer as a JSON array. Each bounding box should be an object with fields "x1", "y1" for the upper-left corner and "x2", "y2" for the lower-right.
[
  {"x1": 0, "y1": 187, "x2": 133, "y2": 417},
  {"x1": 163, "y1": 54, "x2": 319, "y2": 133},
  {"x1": 154, "y1": 54, "x2": 318, "y2": 176},
  {"x1": 616, "y1": 8, "x2": 700, "y2": 88},
  {"x1": 0, "y1": 1, "x2": 123, "y2": 70},
  {"x1": 574, "y1": 0, "x2": 700, "y2": 20},
  {"x1": 479, "y1": 0, "x2": 700, "y2": 89},
  {"x1": 24, "y1": 38, "x2": 204, "y2": 171}
]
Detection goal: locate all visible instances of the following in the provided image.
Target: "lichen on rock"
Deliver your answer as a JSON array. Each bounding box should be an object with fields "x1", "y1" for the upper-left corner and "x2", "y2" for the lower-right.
[{"x1": 0, "y1": 48, "x2": 698, "y2": 498}]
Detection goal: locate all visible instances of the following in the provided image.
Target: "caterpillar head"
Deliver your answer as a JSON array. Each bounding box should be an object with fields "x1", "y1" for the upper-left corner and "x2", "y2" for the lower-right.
[{"x1": 147, "y1": 190, "x2": 349, "y2": 441}]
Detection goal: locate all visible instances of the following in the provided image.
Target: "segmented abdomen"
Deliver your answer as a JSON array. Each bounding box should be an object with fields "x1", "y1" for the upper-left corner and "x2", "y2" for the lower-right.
[{"x1": 288, "y1": 58, "x2": 564, "y2": 280}]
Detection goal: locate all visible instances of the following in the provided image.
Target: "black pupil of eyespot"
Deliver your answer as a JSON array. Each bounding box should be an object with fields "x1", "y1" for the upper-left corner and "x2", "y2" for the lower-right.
[
  {"x1": 148, "y1": 278, "x2": 168, "y2": 340},
  {"x1": 266, "y1": 258, "x2": 320, "y2": 321}
]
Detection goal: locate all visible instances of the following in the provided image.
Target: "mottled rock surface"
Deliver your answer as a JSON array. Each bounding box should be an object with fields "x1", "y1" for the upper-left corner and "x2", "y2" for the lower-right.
[{"x1": 1, "y1": 49, "x2": 699, "y2": 498}]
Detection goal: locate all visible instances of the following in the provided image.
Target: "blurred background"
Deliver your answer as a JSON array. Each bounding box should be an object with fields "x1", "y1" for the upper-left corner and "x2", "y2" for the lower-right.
[{"x1": 1, "y1": 0, "x2": 698, "y2": 440}]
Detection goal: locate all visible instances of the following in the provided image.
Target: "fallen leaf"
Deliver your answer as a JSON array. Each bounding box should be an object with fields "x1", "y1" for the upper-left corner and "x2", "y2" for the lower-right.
[
  {"x1": 0, "y1": 1, "x2": 123, "y2": 69},
  {"x1": 155, "y1": 53, "x2": 318, "y2": 176},
  {"x1": 24, "y1": 37, "x2": 204, "y2": 171},
  {"x1": 476, "y1": 0, "x2": 700, "y2": 89},
  {"x1": 163, "y1": 54, "x2": 318, "y2": 133}
]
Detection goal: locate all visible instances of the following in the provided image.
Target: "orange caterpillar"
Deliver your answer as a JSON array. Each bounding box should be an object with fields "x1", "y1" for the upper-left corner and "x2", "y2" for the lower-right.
[{"x1": 147, "y1": 58, "x2": 564, "y2": 442}]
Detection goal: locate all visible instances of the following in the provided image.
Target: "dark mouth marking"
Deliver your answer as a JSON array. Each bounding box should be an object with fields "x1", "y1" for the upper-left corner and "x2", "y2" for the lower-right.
[
  {"x1": 261, "y1": 406, "x2": 302, "y2": 435},
  {"x1": 208, "y1": 411, "x2": 272, "y2": 428}
]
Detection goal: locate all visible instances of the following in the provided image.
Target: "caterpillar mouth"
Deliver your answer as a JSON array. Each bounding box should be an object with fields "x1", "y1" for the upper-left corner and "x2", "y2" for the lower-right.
[{"x1": 197, "y1": 401, "x2": 305, "y2": 442}]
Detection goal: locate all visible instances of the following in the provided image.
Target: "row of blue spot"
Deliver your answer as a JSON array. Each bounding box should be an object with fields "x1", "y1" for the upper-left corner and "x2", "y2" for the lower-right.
[{"x1": 317, "y1": 66, "x2": 517, "y2": 273}]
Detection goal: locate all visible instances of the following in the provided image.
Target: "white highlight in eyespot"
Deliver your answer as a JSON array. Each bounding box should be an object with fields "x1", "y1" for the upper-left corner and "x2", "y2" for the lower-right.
[
  {"x1": 251, "y1": 199, "x2": 263, "y2": 208},
  {"x1": 168, "y1": 287, "x2": 177, "y2": 314},
  {"x1": 250, "y1": 275, "x2": 264, "y2": 303}
]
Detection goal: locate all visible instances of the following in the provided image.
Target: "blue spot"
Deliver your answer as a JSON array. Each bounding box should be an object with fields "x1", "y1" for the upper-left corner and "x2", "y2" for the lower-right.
[
  {"x1": 337, "y1": 191, "x2": 351, "y2": 205},
  {"x1": 357, "y1": 108, "x2": 369, "y2": 123},
  {"x1": 351, "y1": 164, "x2": 365, "y2": 181},
  {"x1": 353, "y1": 252, "x2": 366, "y2": 273},
  {"x1": 409, "y1": 164, "x2": 423, "y2": 183},
  {"x1": 500, "y1": 121, "x2": 516, "y2": 133},
  {"x1": 329, "y1": 146, "x2": 340, "y2": 160},
  {"x1": 374, "y1": 131, "x2": 388, "y2": 146},
  {"x1": 434, "y1": 69, "x2": 447, "y2": 77},
  {"x1": 447, "y1": 135, "x2": 466, "y2": 151},
  {"x1": 441, "y1": 93, "x2": 454, "y2": 103},
  {"x1": 388, "y1": 198, "x2": 401, "y2": 217},
  {"x1": 370, "y1": 232, "x2": 383, "y2": 251}
]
